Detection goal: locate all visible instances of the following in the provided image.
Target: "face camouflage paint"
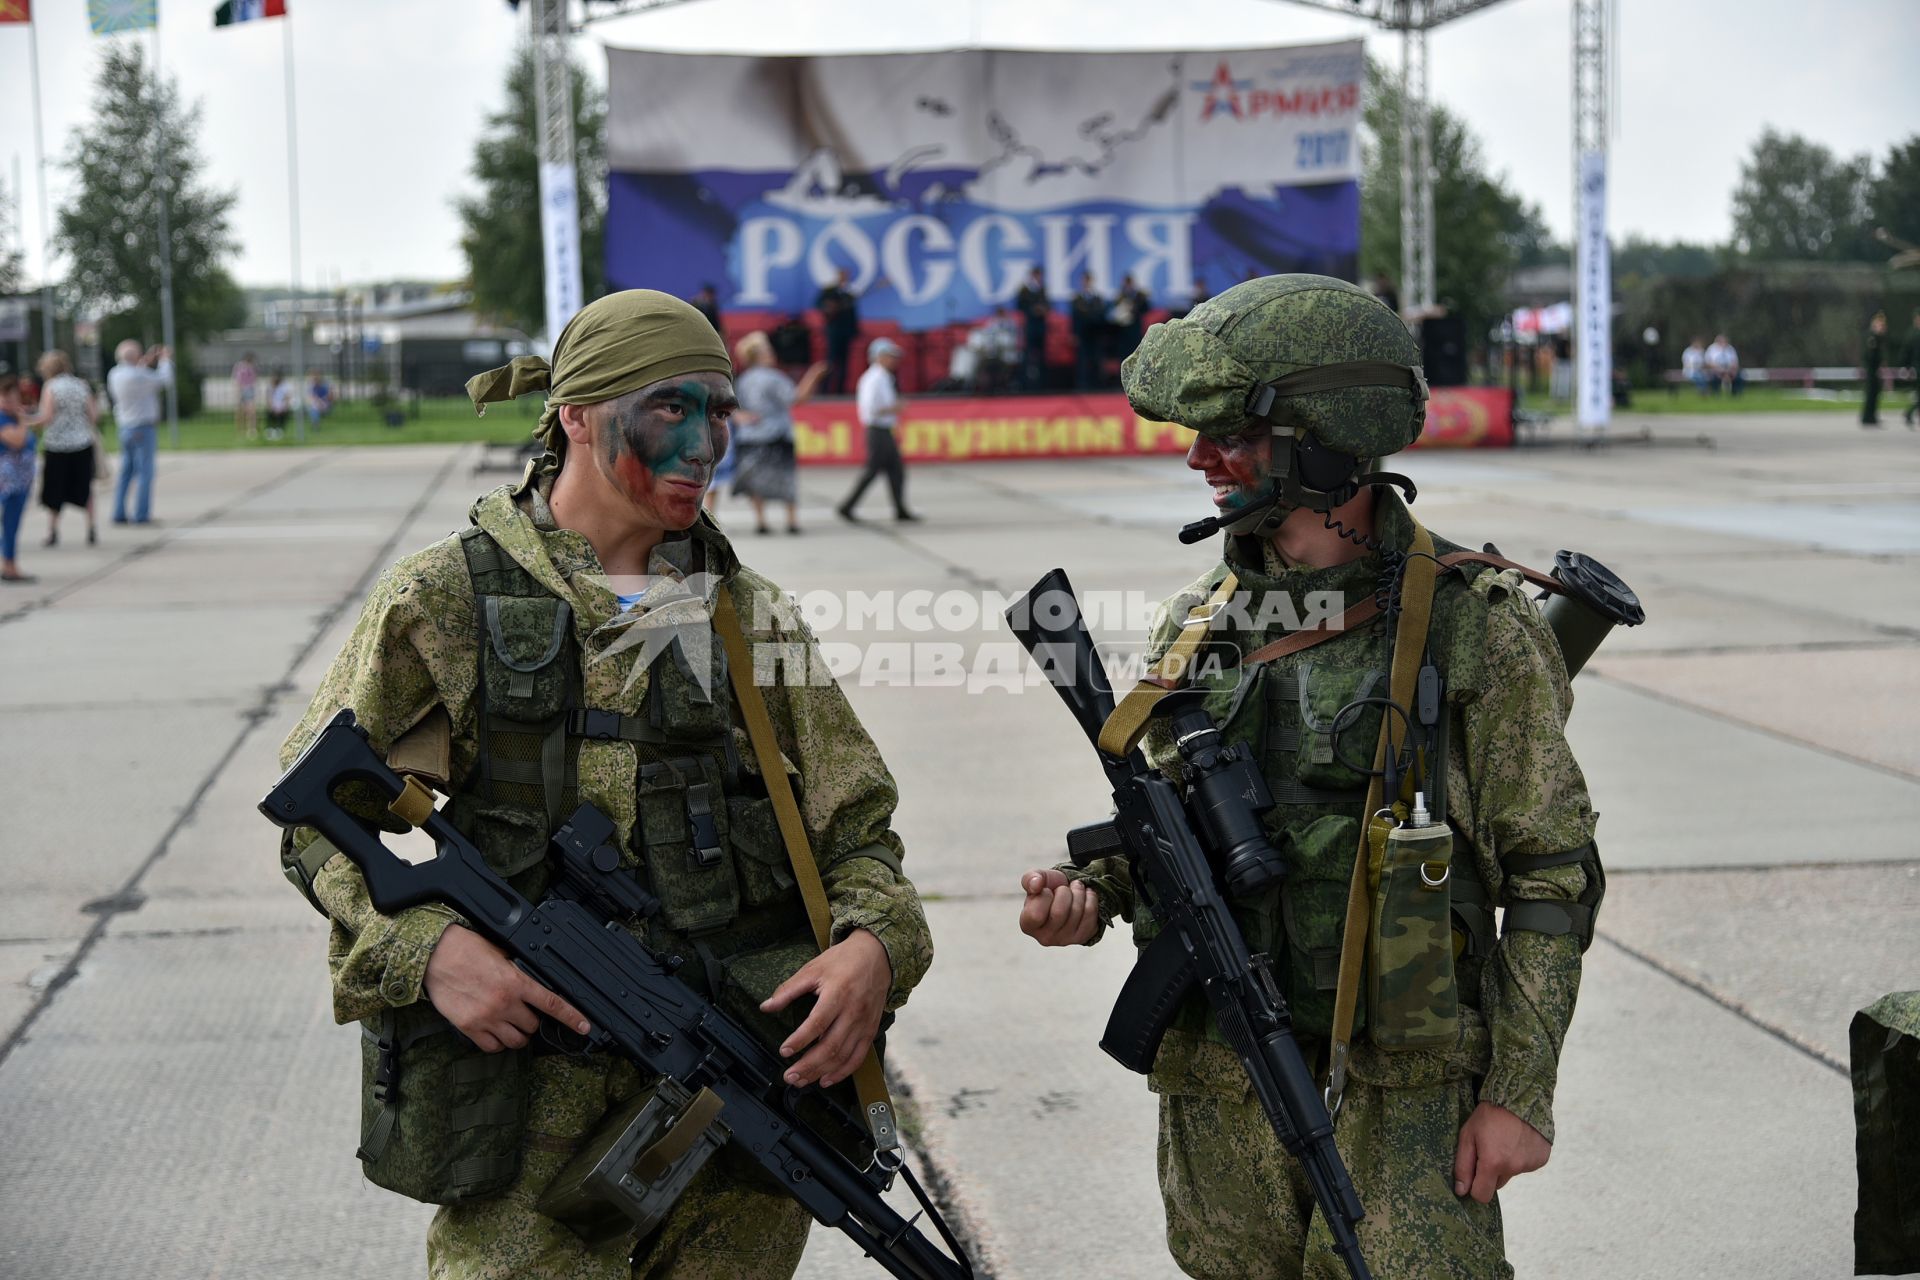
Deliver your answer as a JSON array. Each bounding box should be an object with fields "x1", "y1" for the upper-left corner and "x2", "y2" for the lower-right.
[
  {"x1": 598, "y1": 373, "x2": 735, "y2": 529},
  {"x1": 1191, "y1": 425, "x2": 1278, "y2": 517}
]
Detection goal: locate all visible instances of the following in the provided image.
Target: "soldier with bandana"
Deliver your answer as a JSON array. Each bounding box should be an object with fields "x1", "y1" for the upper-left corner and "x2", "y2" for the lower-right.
[
  {"x1": 279, "y1": 291, "x2": 933, "y2": 1279},
  {"x1": 1018, "y1": 275, "x2": 1604, "y2": 1279}
]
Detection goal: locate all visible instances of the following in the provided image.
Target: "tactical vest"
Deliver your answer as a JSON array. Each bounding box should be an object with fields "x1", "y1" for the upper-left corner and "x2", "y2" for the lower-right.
[
  {"x1": 1135, "y1": 547, "x2": 1502, "y2": 1048},
  {"x1": 357, "y1": 525, "x2": 813, "y2": 1206}
]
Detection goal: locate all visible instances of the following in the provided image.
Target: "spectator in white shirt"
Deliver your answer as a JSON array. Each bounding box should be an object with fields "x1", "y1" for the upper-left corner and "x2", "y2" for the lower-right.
[
  {"x1": 1704, "y1": 334, "x2": 1741, "y2": 396},
  {"x1": 837, "y1": 338, "x2": 919, "y2": 523},
  {"x1": 105, "y1": 339, "x2": 173, "y2": 525},
  {"x1": 1680, "y1": 337, "x2": 1709, "y2": 393}
]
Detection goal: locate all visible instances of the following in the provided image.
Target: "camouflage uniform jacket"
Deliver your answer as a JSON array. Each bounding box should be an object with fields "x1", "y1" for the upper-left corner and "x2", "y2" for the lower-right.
[
  {"x1": 280, "y1": 478, "x2": 933, "y2": 1029},
  {"x1": 1069, "y1": 490, "x2": 1597, "y2": 1143}
]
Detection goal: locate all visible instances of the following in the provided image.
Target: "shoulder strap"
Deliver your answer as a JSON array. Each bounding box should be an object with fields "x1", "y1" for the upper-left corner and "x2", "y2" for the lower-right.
[
  {"x1": 1096, "y1": 573, "x2": 1240, "y2": 758},
  {"x1": 712, "y1": 584, "x2": 901, "y2": 1160},
  {"x1": 1324, "y1": 516, "x2": 1439, "y2": 1114}
]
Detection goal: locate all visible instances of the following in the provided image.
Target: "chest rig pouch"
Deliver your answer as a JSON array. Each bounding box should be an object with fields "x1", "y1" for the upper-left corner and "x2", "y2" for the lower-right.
[{"x1": 354, "y1": 527, "x2": 773, "y2": 1207}]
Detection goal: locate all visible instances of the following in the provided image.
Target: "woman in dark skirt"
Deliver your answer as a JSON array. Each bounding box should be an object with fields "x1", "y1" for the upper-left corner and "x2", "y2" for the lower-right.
[
  {"x1": 730, "y1": 331, "x2": 827, "y2": 534},
  {"x1": 24, "y1": 350, "x2": 99, "y2": 546}
]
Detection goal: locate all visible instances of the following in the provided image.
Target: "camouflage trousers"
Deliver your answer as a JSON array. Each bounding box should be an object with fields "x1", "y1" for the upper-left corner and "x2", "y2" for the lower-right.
[
  {"x1": 1154, "y1": 1012, "x2": 1510, "y2": 1280},
  {"x1": 428, "y1": 1055, "x2": 812, "y2": 1280}
]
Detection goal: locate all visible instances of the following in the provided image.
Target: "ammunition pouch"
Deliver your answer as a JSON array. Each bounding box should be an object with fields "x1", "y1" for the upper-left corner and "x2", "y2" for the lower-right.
[
  {"x1": 536, "y1": 1078, "x2": 729, "y2": 1247},
  {"x1": 356, "y1": 1003, "x2": 530, "y2": 1205}
]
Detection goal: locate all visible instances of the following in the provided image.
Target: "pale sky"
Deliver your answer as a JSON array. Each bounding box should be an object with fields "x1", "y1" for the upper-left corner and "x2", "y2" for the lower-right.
[{"x1": 0, "y1": 0, "x2": 1912, "y2": 291}]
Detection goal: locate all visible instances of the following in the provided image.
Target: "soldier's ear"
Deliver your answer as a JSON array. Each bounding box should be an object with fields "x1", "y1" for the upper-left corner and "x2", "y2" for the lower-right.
[{"x1": 557, "y1": 402, "x2": 595, "y2": 447}]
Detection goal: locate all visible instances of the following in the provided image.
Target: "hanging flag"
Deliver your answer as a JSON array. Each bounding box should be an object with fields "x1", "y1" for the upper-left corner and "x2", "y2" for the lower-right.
[
  {"x1": 0, "y1": 2, "x2": 31, "y2": 25},
  {"x1": 214, "y1": 0, "x2": 286, "y2": 24},
  {"x1": 87, "y1": 0, "x2": 157, "y2": 33}
]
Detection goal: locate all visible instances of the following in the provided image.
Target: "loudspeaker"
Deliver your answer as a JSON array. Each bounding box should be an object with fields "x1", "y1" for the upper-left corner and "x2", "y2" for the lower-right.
[{"x1": 1420, "y1": 315, "x2": 1469, "y2": 387}]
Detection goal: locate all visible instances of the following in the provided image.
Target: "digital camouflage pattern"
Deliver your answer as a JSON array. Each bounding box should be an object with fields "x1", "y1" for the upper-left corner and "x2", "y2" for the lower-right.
[
  {"x1": 1157, "y1": 1013, "x2": 1508, "y2": 1280},
  {"x1": 1121, "y1": 275, "x2": 1424, "y2": 456},
  {"x1": 281, "y1": 475, "x2": 932, "y2": 1277},
  {"x1": 1852, "y1": 991, "x2": 1920, "y2": 1275},
  {"x1": 1066, "y1": 488, "x2": 1598, "y2": 1275}
]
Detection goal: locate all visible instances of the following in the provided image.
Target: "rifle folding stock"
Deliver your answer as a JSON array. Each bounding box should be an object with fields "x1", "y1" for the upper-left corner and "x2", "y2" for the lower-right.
[
  {"x1": 262, "y1": 709, "x2": 971, "y2": 1280},
  {"x1": 1009, "y1": 570, "x2": 1375, "y2": 1280}
]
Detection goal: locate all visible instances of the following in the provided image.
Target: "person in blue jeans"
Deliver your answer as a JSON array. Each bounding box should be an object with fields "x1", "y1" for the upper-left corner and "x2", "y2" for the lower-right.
[
  {"x1": 105, "y1": 339, "x2": 173, "y2": 525},
  {"x1": 0, "y1": 373, "x2": 35, "y2": 582}
]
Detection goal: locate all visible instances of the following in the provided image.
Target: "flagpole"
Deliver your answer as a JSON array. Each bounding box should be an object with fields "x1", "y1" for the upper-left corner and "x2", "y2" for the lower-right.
[
  {"x1": 150, "y1": 20, "x2": 179, "y2": 444},
  {"x1": 282, "y1": 10, "x2": 305, "y2": 442},
  {"x1": 26, "y1": 13, "x2": 54, "y2": 354}
]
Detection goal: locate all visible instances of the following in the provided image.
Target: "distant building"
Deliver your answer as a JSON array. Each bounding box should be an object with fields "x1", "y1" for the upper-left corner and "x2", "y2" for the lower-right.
[{"x1": 196, "y1": 283, "x2": 533, "y2": 403}]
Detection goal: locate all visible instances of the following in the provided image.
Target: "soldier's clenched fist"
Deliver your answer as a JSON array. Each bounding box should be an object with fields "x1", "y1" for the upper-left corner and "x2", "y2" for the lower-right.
[{"x1": 1018, "y1": 869, "x2": 1100, "y2": 946}]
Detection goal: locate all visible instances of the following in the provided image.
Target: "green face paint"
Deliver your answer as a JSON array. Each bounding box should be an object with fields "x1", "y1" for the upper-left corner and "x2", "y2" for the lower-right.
[{"x1": 599, "y1": 372, "x2": 736, "y2": 530}]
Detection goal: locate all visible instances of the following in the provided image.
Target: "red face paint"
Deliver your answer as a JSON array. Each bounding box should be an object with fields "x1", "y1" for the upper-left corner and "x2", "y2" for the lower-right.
[
  {"x1": 596, "y1": 374, "x2": 734, "y2": 531},
  {"x1": 1188, "y1": 426, "x2": 1276, "y2": 513}
]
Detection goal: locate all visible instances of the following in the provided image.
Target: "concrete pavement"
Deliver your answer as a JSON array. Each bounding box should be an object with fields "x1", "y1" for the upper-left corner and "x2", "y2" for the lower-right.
[{"x1": 1, "y1": 411, "x2": 1914, "y2": 1277}]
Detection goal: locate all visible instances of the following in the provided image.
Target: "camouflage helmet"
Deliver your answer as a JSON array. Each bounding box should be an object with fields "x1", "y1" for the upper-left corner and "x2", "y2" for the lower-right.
[{"x1": 1122, "y1": 274, "x2": 1426, "y2": 459}]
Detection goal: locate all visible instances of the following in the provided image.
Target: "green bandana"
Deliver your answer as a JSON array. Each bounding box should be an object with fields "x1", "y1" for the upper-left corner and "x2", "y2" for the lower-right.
[{"x1": 466, "y1": 289, "x2": 733, "y2": 457}]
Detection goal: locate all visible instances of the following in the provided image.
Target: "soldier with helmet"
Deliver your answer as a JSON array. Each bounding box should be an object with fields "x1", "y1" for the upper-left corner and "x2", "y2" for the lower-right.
[
  {"x1": 1018, "y1": 274, "x2": 1605, "y2": 1279},
  {"x1": 278, "y1": 291, "x2": 934, "y2": 1279}
]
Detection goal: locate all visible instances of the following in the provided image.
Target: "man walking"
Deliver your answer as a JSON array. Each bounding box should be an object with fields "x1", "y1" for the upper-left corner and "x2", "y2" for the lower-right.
[
  {"x1": 838, "y1": 337, "x2": 917, "y2": 523},
  {"x1": 106, "y1": 339, "x2": 172, "y2": 526},
  {"x1": 1904, "y1": 309, "x2": 1920, "y2": 427}
]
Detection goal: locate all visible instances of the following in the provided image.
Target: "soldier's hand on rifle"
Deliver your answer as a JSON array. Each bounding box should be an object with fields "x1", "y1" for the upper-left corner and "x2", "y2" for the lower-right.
[
  {"x1": 1453, "y1": 1100, "x2": 1551, "y2": 1203},
  {"x1": 760, "y1": 927, "x2": 893, "y2": 1090},
  {"x1": 423, "y1": 923, "x2": 592, "y2": 1052},
  {"x1": 1018, "y1": 869, "x2": 1100, "y2": 946}
]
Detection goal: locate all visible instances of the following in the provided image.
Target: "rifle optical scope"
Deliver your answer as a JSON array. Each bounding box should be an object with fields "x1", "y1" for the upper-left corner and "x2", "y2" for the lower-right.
[{"x1": 1162, "y1": 694, "x2": 1287, "y2": 899}]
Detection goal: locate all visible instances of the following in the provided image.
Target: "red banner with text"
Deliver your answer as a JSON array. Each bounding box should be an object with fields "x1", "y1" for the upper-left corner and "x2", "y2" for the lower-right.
[{"x1": 793, "y1": 388, "x2": 1511, "y2": 465}]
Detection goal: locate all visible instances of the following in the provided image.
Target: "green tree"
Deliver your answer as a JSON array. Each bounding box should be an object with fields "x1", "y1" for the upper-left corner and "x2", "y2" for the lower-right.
[
  {"x1": 1359, "y1": 61, "x2": 1555, "y2": 343},
  {"x1": 1729, "y1": 128, "x2": 1875, "y2": 262},
  {"x1": 54, "y1": 43, "x2": 239, "y2": 345},
  {"x1": 457, "y1": 43, "x2": 606, "y2": 337},
  {"x1": 1613, "y1": 235, "x2": 1721, "y2": 282},
  {"x1": 1867, "y1": 135, "x2": 1920, "y2": 252}
]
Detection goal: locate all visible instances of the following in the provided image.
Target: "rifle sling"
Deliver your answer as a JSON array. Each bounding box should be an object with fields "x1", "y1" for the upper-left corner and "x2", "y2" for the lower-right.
[
  {"x1": 712, "y1": 585, "x2": 900, "y2": 1157},
  {"x1": 1240, "y1": 550, "x2": 1566, "y2": 669},
  {"x1": 1097, "y1": 574, "x2": 1242, "y2": 757},
  {"x1": 1324, "y1": 517, "x2": 1440, "y2": 1113}
]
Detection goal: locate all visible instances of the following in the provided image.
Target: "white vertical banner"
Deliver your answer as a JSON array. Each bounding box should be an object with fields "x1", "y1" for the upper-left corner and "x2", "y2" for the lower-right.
[
  {"x1": 1575, "y1": 148, "x2": 1611, "y2": 432},
  {"x1": 538, "y1": 161, "x2": 584, "y2": 345}
]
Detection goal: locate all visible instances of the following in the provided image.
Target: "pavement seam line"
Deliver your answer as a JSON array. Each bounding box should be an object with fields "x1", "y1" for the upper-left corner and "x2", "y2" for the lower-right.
[
  {"x1": 0, "y1": 451, "x2": 333, "y2": 628},
  {"x1": 0, "y1": 445, "x2": 467, "y2": 1073},
  {"x1": 883, "y1": 1061, "x2": 1004, "y2": 1279},
  {"x1": 1584, "y1": 671, "x2": 1920, "y2": 785},
  {"x1": 1595, "y1": 932, "x2": 1847, "y2": 1077}
]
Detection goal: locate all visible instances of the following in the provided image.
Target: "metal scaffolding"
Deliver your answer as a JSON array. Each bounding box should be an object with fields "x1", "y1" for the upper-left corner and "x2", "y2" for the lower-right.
[{"x1": 1270, "y1": 1, "x2": 1517, "y2": 313}]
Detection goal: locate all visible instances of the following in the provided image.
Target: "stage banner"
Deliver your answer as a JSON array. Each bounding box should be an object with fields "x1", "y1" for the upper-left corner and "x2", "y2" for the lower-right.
[
  {"x1": 791, "y1": 387, "x2": 1510, "y2": 465},
  {"x1": 605, "y1": 41, "x2": 1363, "y2": 329}
]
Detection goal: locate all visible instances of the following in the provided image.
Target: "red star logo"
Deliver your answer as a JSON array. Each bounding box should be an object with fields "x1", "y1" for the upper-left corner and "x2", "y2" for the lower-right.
[{"x1": 1199, "y1": 61, "x2": 1246, "y2": 121}]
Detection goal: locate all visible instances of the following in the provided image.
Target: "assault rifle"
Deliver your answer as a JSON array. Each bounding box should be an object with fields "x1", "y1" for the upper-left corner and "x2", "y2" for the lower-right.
[
  {"x1": 1008, "y1": 569, "x2": 1373, "y2": 1280},
  {"x1": 262, "y1": 709, "x2": 971, "y2": 1280}
]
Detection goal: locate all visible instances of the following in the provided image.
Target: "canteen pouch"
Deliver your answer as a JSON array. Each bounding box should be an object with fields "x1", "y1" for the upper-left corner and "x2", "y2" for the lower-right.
[
  {"x1": 1367, "y1": 819, "x2": 1461, "y2": 1051},
  {"x1": 535, "y1": 1078, "x2": 730, "y2": 1248},
  {"x1": 357, "y1": 1003, "x2": 530, "y2": 1204}
]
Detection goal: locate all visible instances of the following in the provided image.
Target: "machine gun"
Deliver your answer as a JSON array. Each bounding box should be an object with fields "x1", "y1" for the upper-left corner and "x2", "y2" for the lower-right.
[
  {"x1": 261, "y1": 709, "x2": 971, "y2": 1280},
  {"x1": 1008, "y1": 569, "x2": 1373, "y2": 1280}
]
